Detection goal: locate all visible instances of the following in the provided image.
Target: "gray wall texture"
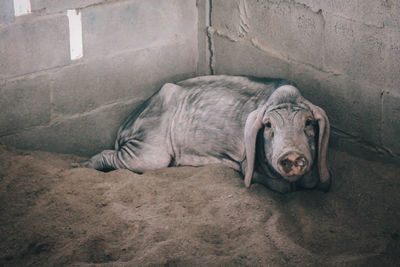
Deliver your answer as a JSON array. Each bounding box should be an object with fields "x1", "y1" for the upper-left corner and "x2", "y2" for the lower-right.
[
  {"x1": 0, "y1": 0, "x2": 198, "y2": 156},
  {"x1": 203, "y1": 0, "x2": 400, "y2": 163},
  {"x1": 1, "y1": 0, "x2": 399, "y2": 164}
]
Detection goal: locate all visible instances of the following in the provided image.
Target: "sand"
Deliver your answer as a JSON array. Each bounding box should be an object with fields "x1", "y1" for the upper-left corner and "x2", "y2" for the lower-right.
[{"x1": 0, "y1": 144, "x2": 399, "y2": 266}]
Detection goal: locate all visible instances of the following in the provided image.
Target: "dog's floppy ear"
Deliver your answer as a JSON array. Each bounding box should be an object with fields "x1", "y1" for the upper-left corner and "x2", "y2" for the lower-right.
[
  {"x1": 244, "y1": 107, "x2": 266, "y2": 188},
  {"x1": 303, "y1": 100, "x2": 331, "y2": 191}
]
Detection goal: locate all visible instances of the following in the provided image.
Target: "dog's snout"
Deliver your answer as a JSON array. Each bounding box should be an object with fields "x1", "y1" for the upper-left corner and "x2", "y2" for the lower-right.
[{"x1": 278, "y1": 152, "x2": 308, "y2": 178}]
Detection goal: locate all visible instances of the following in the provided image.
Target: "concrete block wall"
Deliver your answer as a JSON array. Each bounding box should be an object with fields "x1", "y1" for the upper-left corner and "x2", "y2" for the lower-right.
[
  {"x1": 1, "y1": 0, "x2": 399, "y2": 164},
  {"x1": 0, "y1": 0, "x2": 198, "y2": 156},
  {"x1": 207, "y1": 0, "x2": 400, "y2": 163}
]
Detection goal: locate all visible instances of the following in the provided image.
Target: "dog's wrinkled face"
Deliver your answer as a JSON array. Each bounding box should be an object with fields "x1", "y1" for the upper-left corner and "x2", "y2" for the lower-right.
[{"x1": 262, "y1": 104, "x2": 317, "y2": 182}]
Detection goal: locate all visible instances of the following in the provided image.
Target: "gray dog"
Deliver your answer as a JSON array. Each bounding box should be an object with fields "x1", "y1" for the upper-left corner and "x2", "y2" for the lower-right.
[{"x1": 76, "y1": 75, "x2": 330, "y2": 193}]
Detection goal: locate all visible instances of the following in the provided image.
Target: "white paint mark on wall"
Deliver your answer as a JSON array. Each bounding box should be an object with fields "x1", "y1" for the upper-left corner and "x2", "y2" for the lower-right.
[
  {"x1": 67, "y1": 9, "x2": 83, "y2": 61},
  {"x1": 13, "y1": 0, "x2": 31, "y2": 16}
]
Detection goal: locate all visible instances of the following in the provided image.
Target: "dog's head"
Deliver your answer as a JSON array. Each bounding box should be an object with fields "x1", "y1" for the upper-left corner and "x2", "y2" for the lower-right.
[{"x1": 244, "y1": 85, "x2": 330, "y2": 191}]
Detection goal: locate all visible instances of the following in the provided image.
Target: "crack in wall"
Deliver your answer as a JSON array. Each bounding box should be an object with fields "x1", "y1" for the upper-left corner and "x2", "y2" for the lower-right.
[
  {"x1": 287, "y1": 0, "x2": 385, "y2": 29},
  {"x1": 238, "y1": 0, "x2": 250, "y2": 37},
  {"x1": 380, "y1": 90, "x2": 386, "y2": 148},
  {"x1": 332, "y1": 126, "x2": 397, "y2": 158},
  {"x1": 206, "y1": 0, "x2": 214, "y2": 75},
  {"x1": 286, "y1": 0, "x2": 322, "y2": 14},
  {"x1": 206, "y1": 28, "x2": 215, "y2": 75}
]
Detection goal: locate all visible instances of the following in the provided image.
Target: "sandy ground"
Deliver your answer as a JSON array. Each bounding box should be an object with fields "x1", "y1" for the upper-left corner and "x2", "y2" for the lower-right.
[{"x1": 0, "y1": 144, "x2": 399, "y2": 266}]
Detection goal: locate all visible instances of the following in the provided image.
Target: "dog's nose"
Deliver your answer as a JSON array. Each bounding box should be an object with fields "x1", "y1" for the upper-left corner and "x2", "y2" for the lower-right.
[{"x1": 278, "y1": 152, "x2": 308, "y2": 177}]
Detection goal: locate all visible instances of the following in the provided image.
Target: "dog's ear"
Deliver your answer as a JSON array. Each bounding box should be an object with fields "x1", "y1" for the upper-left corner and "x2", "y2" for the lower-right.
[
  {"x1": 303, "y1": 100, "x2": 331, "y2": 191},
  {"x1": 244, "y1": 107, "x2": 266, "y2": 188}
]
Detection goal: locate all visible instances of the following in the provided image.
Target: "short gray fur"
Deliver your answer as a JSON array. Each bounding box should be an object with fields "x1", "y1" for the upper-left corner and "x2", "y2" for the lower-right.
[{"x1": 76, "y1": 75, "x2": 331, "y2": 193}]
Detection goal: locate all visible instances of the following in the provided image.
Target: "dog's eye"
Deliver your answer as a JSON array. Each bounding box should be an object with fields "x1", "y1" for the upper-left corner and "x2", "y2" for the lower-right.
[
  {"x1": 305, "y1": 119, "x2": 314, "y2": 127},
  {"x1": 265, "y1": 122, "x2": 272, "y2": 128}
]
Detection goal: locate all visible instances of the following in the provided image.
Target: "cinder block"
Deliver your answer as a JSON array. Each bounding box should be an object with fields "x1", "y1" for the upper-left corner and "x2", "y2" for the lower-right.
[
  {"x1": 211, "y1": 0, "x2": 242, "y2": 35},
  {"x1": 0, "y1": 0, "x2": 14, "y2": 25},
  {"x1": 30, "y1": 0, "x2": 104, "y2": 14},
  {"x1": 324, "y1": 13, "x2": 389, "y2": 87},
  {"x1": 383, "y1": 1, "x2": 400, "y2": 28},
  {"x1": 382, "y1": 92, "x2": 400, "y2": 154},
  {"x1": 289, "y1": 61, "x2": 328, "y2": 104},
  {"x1": 329, "y1": 131, "x2": 400, "y2": 165},
  {"x1": 82, "y1": 0, "x2": 197, "y2": 59},
  {"x1": 383, "y1": 29, "x2": 400, "y2": 91},
  {"x1": 0, "y1": 100, "x2": 140, "y2": 156},
  {"x1": 212, "y1": 0, "x2": 324, "y2": 68},
  {"x1": 0, "y1": 14, "x2": 70, "y2": 78},
  {"x1": 196, "y1": 0, "x2": 211, "y2": 75},
  {"x1": 295, "y1": 0, "x2": 391, "y2": 27},
  {"x1": 213, "y1": 35, "x2": 290, "y2": 79},
  {"x1": 290, "y1": 63, "x2": 382, "y2": 145},
  {"x1": 0, "y1": 74, "x2": 51, "y2": 135},
  {"x1": 52, "y1": 40, "x2": 197, "y2": 116},
  {"x1": 252, "y1": 0, "x2": 324, "y2": 68}
]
